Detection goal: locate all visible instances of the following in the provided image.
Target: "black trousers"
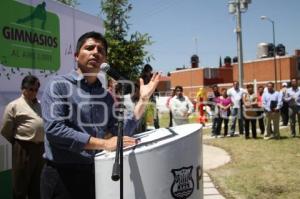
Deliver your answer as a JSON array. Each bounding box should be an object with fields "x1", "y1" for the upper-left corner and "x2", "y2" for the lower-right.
[
  {"x1": 245, "y1": 119, "x2": 257, "y2": 138},
  {"x1": 40, "y1": 161, "x2": 95, "y2": 199},
  {"x1": 211, "y1": 117, "x2": 221, "y2": 136},
  {"x1": 12, "y1": 140, "x2": 44, "y2": 199},
  {"x1": 169, "y1": 111, "x2": 173, "y2": 127},
  {"x1": 281, "y1": 101, "x2": 289, "y2": 125},
  {"x1": 154, "y1": 108, "x2": 160, "y2": 129},
  {"x1": 257, "y1": 111, "x2": 265, "y2": 134},
  {"x1": 217, "y1": 118, "x2": 229, "y2": 136}
]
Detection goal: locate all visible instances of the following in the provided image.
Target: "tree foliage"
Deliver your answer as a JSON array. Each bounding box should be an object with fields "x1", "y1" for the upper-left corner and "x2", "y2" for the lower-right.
[{"x1": 101, "y1": 0, "x2": 152, "y2": 80}]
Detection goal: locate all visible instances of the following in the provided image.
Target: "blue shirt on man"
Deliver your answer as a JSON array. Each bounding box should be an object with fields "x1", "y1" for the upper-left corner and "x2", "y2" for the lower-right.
[
  {"x1": 41, "y1": 71, "x2": 138, "y2": 164},
  {"x1": 262, "y1": 90, "x2": 283, "y2": 112},
  {"x1": 284, "y1": 87, "x2": 300, "y2": 106}
]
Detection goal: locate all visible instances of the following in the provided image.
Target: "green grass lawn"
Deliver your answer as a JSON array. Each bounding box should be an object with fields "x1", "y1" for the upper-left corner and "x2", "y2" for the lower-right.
[
  {"x1": 204, "y1": 127, "x2": 300, "y2": 199},
  {"x1": 158, "y1": 112, "x2": 201, "y2": 128},
  {"x1": 159, "y1": 112, "x2": 300, "y2": 198}
]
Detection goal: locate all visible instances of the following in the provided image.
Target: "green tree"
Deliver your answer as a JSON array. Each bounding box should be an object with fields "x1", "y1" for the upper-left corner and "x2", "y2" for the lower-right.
[
  {"x1": 55, "y1": 0, "x2": 79, "y2": 7},
  {"x1": 101, "y1": 0, "x2": 152, "y2": 80}
]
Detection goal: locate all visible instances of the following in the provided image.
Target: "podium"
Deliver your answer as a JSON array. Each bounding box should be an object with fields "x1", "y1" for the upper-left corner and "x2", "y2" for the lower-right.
[{"x1": 94, "y1": 123, "x2": 203, "y2": 199}]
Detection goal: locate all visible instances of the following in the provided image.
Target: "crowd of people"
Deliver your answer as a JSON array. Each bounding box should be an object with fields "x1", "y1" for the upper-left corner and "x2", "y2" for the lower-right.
[{"x1": 192, "y1": 80, "x2": 300, "y2": 139}]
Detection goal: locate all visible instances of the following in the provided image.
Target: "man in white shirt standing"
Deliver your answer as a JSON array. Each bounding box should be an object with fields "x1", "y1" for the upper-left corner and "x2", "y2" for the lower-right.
[
  {"x1": 170, "y1": 86, "x2": 194, "y2": 126},
  {"x1": 284, "y1": 78, "x2": 300, "y2": 137},
  {"x1": 227, "y1": 81, "x2": 246, "y2": 136}
]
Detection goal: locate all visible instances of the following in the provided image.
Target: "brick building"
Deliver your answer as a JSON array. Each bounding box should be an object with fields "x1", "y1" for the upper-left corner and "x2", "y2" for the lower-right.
[
  {"x1": 156, "y1": 75, "x2": 171, "y2": 95},
  {"x1": 169, "y1": 49, "x2": 300, "y2": 98}
]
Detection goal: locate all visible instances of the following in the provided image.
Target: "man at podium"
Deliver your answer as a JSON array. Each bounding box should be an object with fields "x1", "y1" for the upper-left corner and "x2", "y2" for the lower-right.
[{"x1": 40, "y1": 31, "x2": 160, "y2": 199}]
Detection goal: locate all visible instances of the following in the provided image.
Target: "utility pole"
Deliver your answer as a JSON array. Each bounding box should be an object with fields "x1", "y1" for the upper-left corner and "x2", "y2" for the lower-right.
[{"x1": 228, "y1": 0, "x2": 251, "y2": 87}]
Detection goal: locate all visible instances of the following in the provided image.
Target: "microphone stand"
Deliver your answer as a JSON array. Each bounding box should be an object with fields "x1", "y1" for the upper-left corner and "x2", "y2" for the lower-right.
[{"x1": 111, "y1": 83, "x2": 125, "y2": 199}]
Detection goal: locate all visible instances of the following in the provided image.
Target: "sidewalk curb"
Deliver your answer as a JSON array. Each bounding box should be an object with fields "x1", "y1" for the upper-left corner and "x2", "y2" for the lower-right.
[{"x1": 203, "y1": 144, "x2": 231, "y2": 199}]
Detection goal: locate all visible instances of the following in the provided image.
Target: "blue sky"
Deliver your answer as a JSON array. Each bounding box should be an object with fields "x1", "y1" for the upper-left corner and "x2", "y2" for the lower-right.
[{"x1": 77, "y1": 0, "x2": 300, "y2": 75}]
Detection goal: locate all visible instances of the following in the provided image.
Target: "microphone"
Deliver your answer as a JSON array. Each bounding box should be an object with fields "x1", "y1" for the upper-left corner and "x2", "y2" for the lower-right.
[
  {"x1": 100, "y1": 63, "x2": 133, "y2": 94},
  {"x1": 100, "y1": 63, "x2": 127, "y2": 81}
]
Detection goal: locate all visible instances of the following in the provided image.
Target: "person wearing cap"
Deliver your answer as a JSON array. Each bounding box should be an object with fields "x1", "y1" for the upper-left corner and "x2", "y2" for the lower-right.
[
  {"x1": 280, "y1": 82, "x2": 289, "y2": 126},
  {"x1": 284, "y1": 78, "x2": 300, "y2": 137}
]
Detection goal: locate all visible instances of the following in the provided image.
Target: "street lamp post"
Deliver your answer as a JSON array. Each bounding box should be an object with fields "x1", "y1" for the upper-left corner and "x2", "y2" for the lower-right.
[
  {"x1": 228, "y1": 0, "x2": 251, "y2": 88},
  {"x1": 261, "y1": 16, "x2": 277, "y2": 90}
]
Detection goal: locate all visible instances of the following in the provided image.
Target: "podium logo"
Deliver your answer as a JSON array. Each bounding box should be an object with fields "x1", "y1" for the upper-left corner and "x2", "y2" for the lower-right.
[
  {"x1": 171, "y1": 166, "x2": 194, "y2": 199},
  {"x1": 0, "y1": 0, "x2": 60, "y2": 71}
]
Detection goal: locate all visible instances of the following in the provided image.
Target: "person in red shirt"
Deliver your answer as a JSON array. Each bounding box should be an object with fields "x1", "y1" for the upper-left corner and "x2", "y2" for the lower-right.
[{"x1": 257, "y1": 85, "x2": 265, "y2": 135}]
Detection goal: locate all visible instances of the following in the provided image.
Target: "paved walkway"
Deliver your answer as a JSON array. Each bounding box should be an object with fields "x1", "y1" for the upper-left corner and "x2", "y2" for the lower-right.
[{"x1": 202, "y1": 141, "x2": 231, "y2": 199}]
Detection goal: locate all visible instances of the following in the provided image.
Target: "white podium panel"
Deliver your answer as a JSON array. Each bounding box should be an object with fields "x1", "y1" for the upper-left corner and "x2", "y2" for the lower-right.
[{"x1": 95, "y1": 123, "x2": 203, "y2": 199}]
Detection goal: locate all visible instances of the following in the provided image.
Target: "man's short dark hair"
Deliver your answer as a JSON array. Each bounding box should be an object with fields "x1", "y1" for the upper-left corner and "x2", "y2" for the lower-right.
[
  {"x1": 75, "y1": 31, "x2": 108, "y2": 55},
  {"x1": 211, "y1": 84, "x2": 218, "y2": 89},
  {"x1": 21, "y1": 75, "x2": 40, "y2": 90},
  {"x1": 246, "y1": 84, "x2": 254, "y2": 89},
  {"x1": 267, "y1": 82, "x2": 274, "y2": 87},
  {"x1": 258, "y1": 85, "x2": 264, "y2": 89},
  {"x1": 175, "y1": 85, "x2": 183, "y2": 91},
  {"x1": 142, "y1": 64, "x2": 153, "y2": 73}
]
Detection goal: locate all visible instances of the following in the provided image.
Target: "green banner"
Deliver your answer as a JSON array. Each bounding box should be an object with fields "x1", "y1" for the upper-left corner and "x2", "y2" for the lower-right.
[{"x1": 0, "y1": 0, "x2": 60, "y2": 71}]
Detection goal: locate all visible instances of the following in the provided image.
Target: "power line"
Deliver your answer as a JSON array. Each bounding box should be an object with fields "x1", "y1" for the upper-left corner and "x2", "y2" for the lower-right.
[{"x1": 130, "y1": 0, "x2": 183, "y2": 24}]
